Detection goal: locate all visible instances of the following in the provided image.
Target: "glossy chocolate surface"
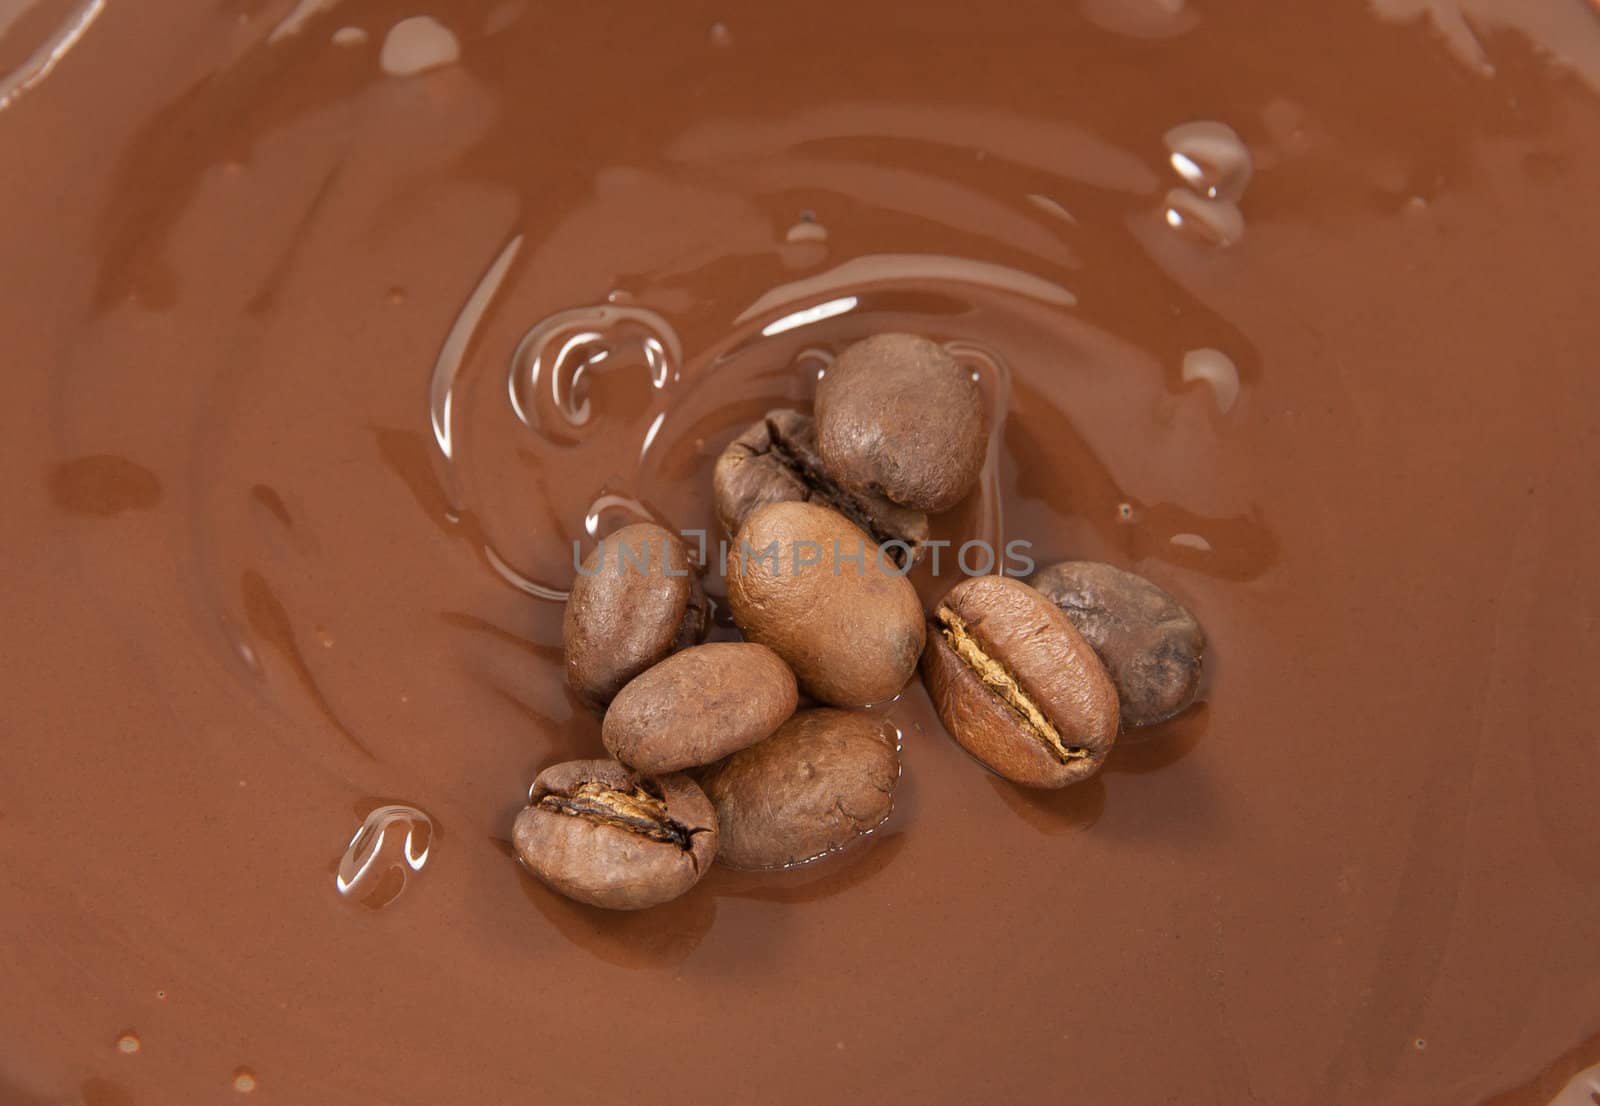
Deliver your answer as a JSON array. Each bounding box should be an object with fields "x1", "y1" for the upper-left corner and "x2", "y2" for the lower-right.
[{"x1": 2, "y1": 1, "x2": 1598, "y2": 1103}]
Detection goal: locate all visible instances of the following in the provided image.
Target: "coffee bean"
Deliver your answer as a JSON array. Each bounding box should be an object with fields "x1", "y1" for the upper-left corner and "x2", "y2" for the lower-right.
[
  {"x1": 815, "y1": 334, "x2": 986, "y2": 512},
  {"x1": 921, "y1": 575, "x2": 1119, "y2": 788},
  {"x1": 1030, "y1": 561, "x2": 1206, "y2": 726},
  {"x1": 602, "y1": 642, "x2": 798, "y2": 772},
  {"x1": 514, "y1": 759, "x2": 718, "y2": 910},
  {"x1": 563, "y1": 523, "x2": 709, "y2": 708},
  {"x1": 727, "y1": 501, "x2": 924, "y2": 707},
  {"x1": 700, "y1": 709, "x2": 899, "y2": 869},
  {"x1": 713, "y1": 409, "x2": 928, "y2": 567}
]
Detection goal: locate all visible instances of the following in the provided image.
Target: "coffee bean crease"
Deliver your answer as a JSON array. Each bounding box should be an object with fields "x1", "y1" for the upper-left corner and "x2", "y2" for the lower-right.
[
  {"x1": 762, "y1": 416, "x2": 915, "y2": 563},
  {"x1": 537, "y1": 781, "x2": 695, "y2": 851},
  {"x1": 937, "y1": 605, "x2": 1089, "y2": 764}
]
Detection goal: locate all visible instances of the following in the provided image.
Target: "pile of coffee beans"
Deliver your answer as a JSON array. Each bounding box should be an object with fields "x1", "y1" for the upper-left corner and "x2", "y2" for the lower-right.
[{"x1": 514, "y1": 332, "x2": 1207, "y2": 910}]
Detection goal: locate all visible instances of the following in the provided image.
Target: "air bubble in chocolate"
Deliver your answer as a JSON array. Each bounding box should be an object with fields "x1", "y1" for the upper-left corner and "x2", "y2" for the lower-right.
[
  {"x1": 1162, "y1": 120, "x2": 1252, "y2": 246},
  {"x1": 507, "y1": 305, "x2": 682, "y2": 445},
  {"x1": 1163, "y1": 188, "x2": 1245, "y2": 247},
  {"x1": 1181, "y1": 347, "x2": 1241, "y2": 413},
  {"x1": 1164, "y1": 121, "x2": 1253, "y2": 202},
  {"x1": 334, "y1": 804, "x2": 434, "y2": 910}
]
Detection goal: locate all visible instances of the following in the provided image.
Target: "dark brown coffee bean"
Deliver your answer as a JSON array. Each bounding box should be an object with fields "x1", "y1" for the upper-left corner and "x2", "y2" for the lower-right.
[
  {"x1": 602, "y1": 642, "x2": 798, "y2": 772},
  {"x1": 513, "y1": 759, "x2": 718, "y2": 910},
  {"x1": 563, "y1": 523, "x2": 709, "y2": 708},
  {"x1": 727, "y1": 501, "x2": 924, "y2": 707},
  {"x1": 1030, "y1": 561, "x2": 1206, "y2": 726},
  {"x1": 815, "y1": 333, "x2": 986, "y2": 512},
  {"x1": 921, "y1": 575, "x2": 1119, "y2": 788},
  {"x1": 713, "y1": 409, "x2": 928, "y2": 567},
  {"x1": 700, "y1": 709, "x2": 900, "y2": 869}
]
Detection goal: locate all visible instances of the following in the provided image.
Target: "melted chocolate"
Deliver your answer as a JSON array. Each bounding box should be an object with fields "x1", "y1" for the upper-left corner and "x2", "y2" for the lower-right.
[{"x1": 2, "y1": 1, "x2": 1598, "y2": 1103}]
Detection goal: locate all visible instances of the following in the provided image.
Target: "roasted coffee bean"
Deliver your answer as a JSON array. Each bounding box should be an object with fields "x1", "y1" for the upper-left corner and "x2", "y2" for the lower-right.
[
  {"x1": 713, "y1": 409, "x2": 928, "y2": 567},
  {"x1": 513, "y1": 759, "x2": 718, "y2": 910},
  {"x1": 921, "y1": 575, "x2": 1119, "y2": 788},
  {"x1": 1030, "y1": 561, "x2": 1206, "y2": 726},
  {"x1": 563, "y1": 523, "x2": 709, "y2": 708},
  {"x1": 727, "y1": 501, "x2": 924, "y2": 707},
  {"x1": 815, "y1": 333, "x2": 986, "y2": 512},
  {"x1": 700, "y1": 709, "x2": 900, "y2": 869},
  {"x1": 602, "y1": 642, "x2": 798, "y2": 773}
]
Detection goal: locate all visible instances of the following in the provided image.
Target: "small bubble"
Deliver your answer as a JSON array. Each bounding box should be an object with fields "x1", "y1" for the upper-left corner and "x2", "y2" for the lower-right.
[
  {"x1": 155, "y1": 990, "x2": 167, "y2": 1000},
  {"x1": 233, "y1": 1068, "x2": 258, "y2": 1093},
  {"x1": 1414, "y1": 1038, "x2": 1427, "y2": 1051},
  {"x1": 1117, "y1": 503, "x2": 1136, "y2": 522},
  {"x1": 336, "y1": 805, "x2": 434, "y2": 909},
  {"x1": 1163, "y1": 188, "x2": 1245, "y2": 247},
  {"x1": 1164, "y1": 120, "x2": 1253, "y2": 202},
  {"x1": 116, "y1": 1032, "x2": 141, "y2": 1054},
  {"x1": 380, "y1": 16, "x2": 460, "y2": 77},
  {"x1": 508, "y1": 304, "x2": 682, "y2": 443},
  {"x1": 708, "y1": 22, "x2": 732, "y2": 46},
  {"x1": 1181, "y1": 348, "x2": 1240, "y2": 413},
  {"x1": 794, "y1": 348, "x2": 834, "y2": 383}
]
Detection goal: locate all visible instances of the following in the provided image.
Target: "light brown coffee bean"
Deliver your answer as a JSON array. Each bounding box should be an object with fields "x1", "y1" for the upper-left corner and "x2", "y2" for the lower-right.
[
  {"x1": 727, "y1": 501, "x2": 924, "y2": 707},
  {"x1": 513, "y1": 759, "x2": 718, "y2": 910},
  {"x1": 815, "y1": 333, "x2": 986, "y2": 512},
  {"x1": 563, "y1": 523, "x2": 708, "y2": 708},
  {"x1": 921, "y1": 575, "x2": 1119, "y2": 788},
  {"x1": 602, "y1": 642, "x2": 798, "y2": 773},
  {"x1": 712, "y1": 408, "x2": 928, "y2": 566},
  {"x1": 700, "y1": 709, "x2": 900, "y2": 869},
  {"x1": 1030, "y1": 561, "x2": 1206, "y2": 726}
]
